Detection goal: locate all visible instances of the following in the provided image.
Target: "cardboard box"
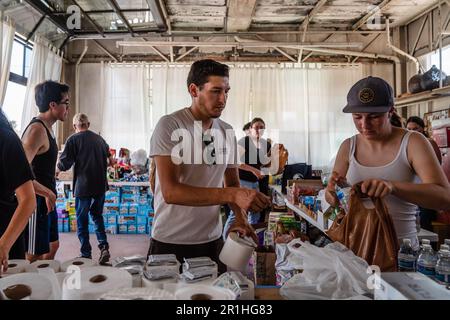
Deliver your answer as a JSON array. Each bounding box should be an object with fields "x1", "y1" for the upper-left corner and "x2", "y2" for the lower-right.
[
  {"x1": 252, "y1": 248, "x2": 277, "y2": 286},
  {"x1": 375, "y1": 272, "x2": 450, "y2": 300}
]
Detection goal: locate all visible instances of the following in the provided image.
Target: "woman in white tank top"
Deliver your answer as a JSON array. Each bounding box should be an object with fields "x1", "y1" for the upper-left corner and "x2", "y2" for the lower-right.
[{"x1": 325, "y1": 77, "x2": 450, "y2": 250}]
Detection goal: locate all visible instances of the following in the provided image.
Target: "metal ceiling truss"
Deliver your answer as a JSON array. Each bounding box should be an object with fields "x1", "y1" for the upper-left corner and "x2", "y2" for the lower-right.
[{"x1": 105, "y1": 0, "x2": 135, "y2": 37}]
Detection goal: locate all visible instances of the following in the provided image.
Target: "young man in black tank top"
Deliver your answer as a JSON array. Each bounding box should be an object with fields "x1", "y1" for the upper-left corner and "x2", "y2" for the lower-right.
[{"x1": 21, "y1": 81, "x2": 70, "y2": 262}]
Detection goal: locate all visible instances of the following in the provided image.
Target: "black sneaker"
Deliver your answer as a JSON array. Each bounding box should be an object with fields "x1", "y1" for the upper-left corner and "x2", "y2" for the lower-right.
[{"x1": 98, "y1": 248, "x2": 110, "y2": 265}]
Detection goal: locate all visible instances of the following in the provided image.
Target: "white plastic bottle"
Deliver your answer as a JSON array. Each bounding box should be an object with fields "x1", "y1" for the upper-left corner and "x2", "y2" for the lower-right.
[
  {"x1": 417, "y1": 244, "x2": 438, "y2": 277},
  {"x1": 398, "y1": 239, "x2": 416, "y2": 272},
  {"x1": 435, "y1": 249, "x2": 450, "y2": 285}
]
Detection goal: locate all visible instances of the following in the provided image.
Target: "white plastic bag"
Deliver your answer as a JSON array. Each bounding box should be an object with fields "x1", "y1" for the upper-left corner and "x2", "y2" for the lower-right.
[{"x1": 280, "y1": 239, "x2": 372, "y2": 300}]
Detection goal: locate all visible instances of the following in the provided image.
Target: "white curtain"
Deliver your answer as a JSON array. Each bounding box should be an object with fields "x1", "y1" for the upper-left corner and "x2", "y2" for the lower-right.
[
  {"x1": 0, "y1": 17, "x2": 15, "y2": 108},
  {"x1": 20, "y1": 36, "x2": 63, "y2": 134},
  {"x1": 101, "y1": 63, "x2": 150, "y2": 153},
  {"x1": 93, "y1": 62, "x2": 363, "y2": 168},
  {"x1": 221, "y1": 66, "x2": 253, "y2": 140},
  {"x1": 150, "y1": 64, "x2": 191, "y2": 130},
  {"x1": 306, "y1": 66, "x2": 362, "y2": 169}
]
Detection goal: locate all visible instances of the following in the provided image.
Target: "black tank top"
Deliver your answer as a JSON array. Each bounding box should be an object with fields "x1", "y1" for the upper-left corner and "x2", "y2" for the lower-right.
[{"x1": 22, "y1": 118, "x2": 58, "y2": 193}]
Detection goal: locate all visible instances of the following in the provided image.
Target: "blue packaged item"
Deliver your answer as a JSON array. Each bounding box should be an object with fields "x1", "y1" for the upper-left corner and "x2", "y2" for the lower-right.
[
  {"x1": 127, "y1": 224, "x2": 137, "y2": 234},
  {"x1": 120, "y1": 204, "x2": 129, "y2": 214},
  {"x1": 137, "y1": 215, "x2": 147, "y2": 225},
  {"x1": 129, "y1": 204, "x2": 139, "y2": 215}
]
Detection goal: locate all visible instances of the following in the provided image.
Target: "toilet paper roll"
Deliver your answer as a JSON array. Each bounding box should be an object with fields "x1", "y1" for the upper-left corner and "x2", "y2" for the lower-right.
[
  {"x1": 219, "y1": 232, "x2": 256, "y2": 271},
  {"x1": 99, "y1": 287, "x2": 174, "y2": 300},
  {"x1": 61, "y1": 258, "x2": 96, "y2": 272},
  {"x1": 175, "y1": 284, "x2": 236, "y2": 300},
  {"x1": 56, "y1": 272, "x2": 68, "y2": 288},
  {"x1": 3, "y1": 260, "x2": 30, "y2": 275},
  {"x1": 142, "y1": 276, "x2": 178, "y2": 290},
  {"x1": 132, "y1": 274, "x2": 142, "y2": 288},
  {"x1": 0, "y1": 273, "x2": 54, "y2": 300},
  {"x1": 62, "y1": 266, "x2": 132, "y2": 300},
  {"x1": 25, "y1": 260, "x2": 61, "y2": 273}
]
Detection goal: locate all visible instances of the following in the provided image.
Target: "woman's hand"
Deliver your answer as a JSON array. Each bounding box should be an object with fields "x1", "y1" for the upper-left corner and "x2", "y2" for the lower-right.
[
  {"x1": 325, "y1": 171, "x2": 347, "y2": 206},
  {"x1": 360, "y1": 179, "x2": 395, "y2": 198}
]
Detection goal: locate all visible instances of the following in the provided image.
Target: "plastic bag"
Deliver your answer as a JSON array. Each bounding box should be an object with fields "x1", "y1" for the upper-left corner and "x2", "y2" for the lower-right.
[{"x1": 279, "y1": 239, "x2": 372, "y2": 300}]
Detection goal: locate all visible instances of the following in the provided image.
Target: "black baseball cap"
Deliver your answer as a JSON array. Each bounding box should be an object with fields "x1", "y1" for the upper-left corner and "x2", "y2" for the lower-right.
[{"x1": 343, "y1": 76, "x2": 394, "y2": 113}]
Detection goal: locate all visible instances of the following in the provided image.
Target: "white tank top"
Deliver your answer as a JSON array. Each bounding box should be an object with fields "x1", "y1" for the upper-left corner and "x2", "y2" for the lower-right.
[{"x1": 346, "y1": 131, "x2": 419, "y2": 249}]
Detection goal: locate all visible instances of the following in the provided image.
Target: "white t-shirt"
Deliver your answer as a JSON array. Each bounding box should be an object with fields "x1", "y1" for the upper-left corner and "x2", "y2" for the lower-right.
[{"x1": 149, "y1": 107, "x2": 238, "y2": 244}]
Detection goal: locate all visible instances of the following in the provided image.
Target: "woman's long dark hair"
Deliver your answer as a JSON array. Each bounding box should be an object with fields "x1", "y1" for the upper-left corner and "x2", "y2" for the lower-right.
[{"x1": 0, "y1": 109, "x2": 13, "y2": 130}]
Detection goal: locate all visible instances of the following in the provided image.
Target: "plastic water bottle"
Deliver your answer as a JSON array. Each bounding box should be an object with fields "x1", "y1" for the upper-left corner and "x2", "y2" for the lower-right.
[
  {"x1": 437, "y1": 244, "x2": 450, "y2": 259},
  {"x1": 398, "y1": 238, "x2": 416, "y2": 272},
  {"x1": 418, "y1": 239, "x2": 431, "y2": 256},
  {"x1": 435, "y1": 249, "x2": 450, "y2": 285},
  {"x1": 417, "y1": 244, "x2": 438, "y2": 277}
]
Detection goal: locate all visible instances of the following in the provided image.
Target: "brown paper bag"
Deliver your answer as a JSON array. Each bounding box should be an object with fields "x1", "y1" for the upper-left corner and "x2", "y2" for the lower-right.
[
  {"x1": 253, "y1": 250, "x2": 277, "y2": 286},
  {"x1": 326, "y1": 187, "x2": 399, "y2": 272}
]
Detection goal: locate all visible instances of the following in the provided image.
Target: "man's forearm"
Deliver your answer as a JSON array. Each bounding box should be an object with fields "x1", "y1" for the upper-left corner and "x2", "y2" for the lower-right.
[{"x1": 163, "y1": 183, "x2": 238, "y2": 207}]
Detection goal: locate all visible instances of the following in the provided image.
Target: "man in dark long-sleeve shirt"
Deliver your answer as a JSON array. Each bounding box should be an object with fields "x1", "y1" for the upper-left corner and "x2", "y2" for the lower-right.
[{"x1": 57, "y1": 113, "x2": 114, "y2": 264}]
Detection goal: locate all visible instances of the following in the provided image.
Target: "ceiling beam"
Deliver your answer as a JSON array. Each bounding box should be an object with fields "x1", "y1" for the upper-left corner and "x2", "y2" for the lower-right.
[
  {"x1": 227, "y1": 0, "x2": 257, "y2": 32},
  {"x1": 69, "y1": 0, "x2": 105, "y2": 37},
  {"x1": 299, "y1": 0, "x2": 328, "y2": 31},
  {"x1": 26, "y1": 14, "x2": 47, "y2": 42},
  {"x1": 23, "y1": 0, "x2": 73, "y2": 36},
  {"x1": 117, "y1": 40, "x2": 362, "y2": 49},
  {"x1": 106, "y1": 0, "x2": 135, "y2": 37},
  {"x1": 93, "y1": 40, "x2": 118, "y2": 62},
  {"x1": 352, "y1": 0, "x2": 391, "y2": 30},
  {"x1": 146, "y1": 0, "x2": 167, "y2": 31},
  {"x1": 352, "y1": 33, "x2": 382, "y2": 63}
]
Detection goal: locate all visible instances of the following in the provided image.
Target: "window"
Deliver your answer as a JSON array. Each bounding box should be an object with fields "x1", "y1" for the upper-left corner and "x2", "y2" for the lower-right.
[
  {"x1": 428, "y1": 45, "x2": 450, "y2": 75},
  {"x1": 2, "y1": 36, "x2": 32, "y2": 133}
]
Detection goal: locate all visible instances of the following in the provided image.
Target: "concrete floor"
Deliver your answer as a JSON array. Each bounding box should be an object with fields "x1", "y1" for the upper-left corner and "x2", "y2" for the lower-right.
[{"x1": 55, "y1": 232, "x2": 150, "y2": 263}]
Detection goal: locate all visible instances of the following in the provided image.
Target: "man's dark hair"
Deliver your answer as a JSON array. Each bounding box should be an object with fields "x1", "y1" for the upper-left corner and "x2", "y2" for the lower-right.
[
  {"x1": 35, "y1": 80, "x2": 70, "y2": 113},
  {"x1": 187, "y1": 59, "x2": 229, "y2": 90},
  {"x1": 251, "y1": 117, "x2": 265, "y2": 127},
  {"x1": 406, "y1": 116, "x2": 425, "y2": 129},
  {"x1": 242, "y1": 122, "x2": 251, "y2": 131}
]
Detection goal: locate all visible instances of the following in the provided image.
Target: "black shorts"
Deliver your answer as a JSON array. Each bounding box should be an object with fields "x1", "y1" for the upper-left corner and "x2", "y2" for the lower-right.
[
  {"x1": 0, "y1": 208, "x2": 26, "y2": 259},
  {"x1": 25, "y1": 195, "x2": 59, "y2": 256}
]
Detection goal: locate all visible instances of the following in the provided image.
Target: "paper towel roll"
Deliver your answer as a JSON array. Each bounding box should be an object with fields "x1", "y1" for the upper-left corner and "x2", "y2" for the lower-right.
[
  {"x1": 62, "y1": 266, "x2": 132, "y2": 300},
  {"x1": 142, "y1": 275, "x2": 178, "y2": 290},
  {"x1": 3, "y1": 260, "x2": 30, "y2": 275},
  {"x1": 25, "y1": 260, "x2": 61, "y2": 273},
  {"x1": 61, "y1": 258, "x2": 96, "y2": 272},
  {"x1": 175, "y1": 284, "x2": 236, "y2": 300},
  {"x1": 99, "y1": 287, "x2": 174, "y2": 300},
  {"x1": 219, "y1": 232, "x2": 256, "y2": 271},
  {"x1": 0, "y1": 273, "x2": 54, "y2": 300},
  {"x1": 132, "y1": 274, "x2": 142, "y2": 288}
]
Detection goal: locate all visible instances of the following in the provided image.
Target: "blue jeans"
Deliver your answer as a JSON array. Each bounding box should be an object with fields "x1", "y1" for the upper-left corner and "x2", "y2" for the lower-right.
[
  {"x1": 75, "y1": 195, "x2": 109, "y2": 258},
  {"x1": 223, "y1": 180, "x2": 260, "y2": 240}
]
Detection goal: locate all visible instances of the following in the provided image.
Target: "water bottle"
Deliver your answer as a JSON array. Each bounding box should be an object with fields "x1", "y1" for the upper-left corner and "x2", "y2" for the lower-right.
[
  {"x1": 398, "y1": 238, "x2": 416, "y2": 272},
  {"x1": 418, "y1": 239, "x2": 431, "y2": 256},
  {"x1": 417, "y1": 244, "x2": 438, "y2": 277},
  {"x1": 437, "y1": 244, "x2": 450, "y2": 259},
  {"x1": 435, "y1": 249, "x2": 450, "y2": 285}
]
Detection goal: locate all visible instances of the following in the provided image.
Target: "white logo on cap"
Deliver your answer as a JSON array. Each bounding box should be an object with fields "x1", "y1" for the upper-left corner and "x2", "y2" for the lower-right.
[{"x1": 359, "y1": 88, "x2": 375, "y2": 104}]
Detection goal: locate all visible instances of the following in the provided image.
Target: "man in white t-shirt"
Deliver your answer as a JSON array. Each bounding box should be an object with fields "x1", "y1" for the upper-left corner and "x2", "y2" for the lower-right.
[{"x1": 149, "y1": 59, "x2": 271, "y2": 272}]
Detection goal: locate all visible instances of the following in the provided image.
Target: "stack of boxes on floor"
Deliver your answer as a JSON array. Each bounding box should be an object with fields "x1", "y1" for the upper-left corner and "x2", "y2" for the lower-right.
[{"x1": 56, "y1": 182, "x2": 154, "y2": 235}]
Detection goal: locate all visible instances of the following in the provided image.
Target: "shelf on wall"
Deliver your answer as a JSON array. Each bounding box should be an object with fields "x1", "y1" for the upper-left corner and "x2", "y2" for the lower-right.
[{"x1": 395, "y1": 85, "x2": 450, "y2": 107}]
